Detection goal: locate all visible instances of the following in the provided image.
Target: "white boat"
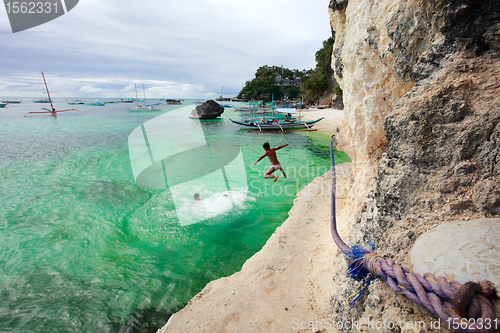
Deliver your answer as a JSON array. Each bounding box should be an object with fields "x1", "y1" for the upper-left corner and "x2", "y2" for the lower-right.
[{"x1": 129, "y1": 84, "x2": 162, "y2": 111}]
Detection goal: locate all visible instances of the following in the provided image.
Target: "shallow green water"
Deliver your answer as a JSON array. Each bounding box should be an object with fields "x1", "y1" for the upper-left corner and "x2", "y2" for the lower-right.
[{"x1": 0, "y1": 100, "x2": 349, "y2": 332}]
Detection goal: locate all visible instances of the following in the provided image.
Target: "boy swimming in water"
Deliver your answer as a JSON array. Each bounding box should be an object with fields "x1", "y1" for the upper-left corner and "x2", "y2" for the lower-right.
[{"x1": 254, "y1": 142, "x2": 288, "y2": 182}]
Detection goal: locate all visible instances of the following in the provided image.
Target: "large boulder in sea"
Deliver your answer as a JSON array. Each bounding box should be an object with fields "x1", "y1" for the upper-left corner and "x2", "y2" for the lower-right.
[{"x1": 189, "y1": 100, "x2": 224, "y2": 119}]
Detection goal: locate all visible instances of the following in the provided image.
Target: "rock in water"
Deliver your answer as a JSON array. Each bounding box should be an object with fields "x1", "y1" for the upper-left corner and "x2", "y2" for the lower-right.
[{"x1": 189, "y1": 100, "x2": 224, "y2": 119}]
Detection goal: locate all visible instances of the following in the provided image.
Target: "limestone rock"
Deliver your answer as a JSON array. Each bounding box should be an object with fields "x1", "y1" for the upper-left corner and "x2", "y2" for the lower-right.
[
  {"x1": 189, "y1": 100, "x2": 224, "y2": 119},
  {"x1": 410, "y1": 218, "x2": 500, "y2": 287},
  {"x1": 329, "y1": 0, "x2": 500, "y2": 224},
  {"x1": 327, "y1": 0, "x2": 500, "y2": 330}
]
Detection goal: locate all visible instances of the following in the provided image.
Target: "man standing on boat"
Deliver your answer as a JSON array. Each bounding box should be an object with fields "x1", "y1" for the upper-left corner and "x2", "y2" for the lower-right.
[{"x1": 254, "y1": 142, "x2": 288, "y2": 182}]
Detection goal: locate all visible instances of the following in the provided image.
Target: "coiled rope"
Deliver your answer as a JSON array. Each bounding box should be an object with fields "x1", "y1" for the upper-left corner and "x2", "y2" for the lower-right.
[{"x1": 329, "y1": 137, "x2": 498, "y2": 333}]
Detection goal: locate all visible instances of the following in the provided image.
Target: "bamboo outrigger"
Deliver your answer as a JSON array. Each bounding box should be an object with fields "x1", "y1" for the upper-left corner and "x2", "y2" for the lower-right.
[{"x1": 24, "y1": 72, "x2": 83, "y2": 117}]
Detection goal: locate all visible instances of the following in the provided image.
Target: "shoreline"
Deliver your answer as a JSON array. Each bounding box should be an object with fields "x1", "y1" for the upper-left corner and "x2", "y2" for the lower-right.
[
  {"x1": 299, "y1": 107, "x2": 345, "y2": 134},
  {"x1": 159, "y1": 108, "x2": 348, "y2": 332}
]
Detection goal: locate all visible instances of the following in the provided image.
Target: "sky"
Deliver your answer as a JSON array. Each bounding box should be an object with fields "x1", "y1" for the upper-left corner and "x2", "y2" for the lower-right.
[{"x1": 0, "y1": 0, "x2": 332, "y2": 99}]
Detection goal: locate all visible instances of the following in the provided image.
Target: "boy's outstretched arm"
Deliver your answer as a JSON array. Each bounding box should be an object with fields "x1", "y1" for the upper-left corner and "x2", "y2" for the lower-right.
[
  {"x1": 275, "y1": 143, "x2": 289, "y2": 150},
  {"x1": 254, "y1": 152, "x2": 267, "y2": 165}
]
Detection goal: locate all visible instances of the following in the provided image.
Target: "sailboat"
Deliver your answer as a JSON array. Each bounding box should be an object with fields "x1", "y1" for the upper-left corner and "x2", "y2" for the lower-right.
[
  {"x1": 217, "y1": 86, "x2": 232, "y2": 108},
  {"x1": 24, "y1": 72, "x2": 83, "y2": 117},
  {"x1": 129, "y1": 84, "x2": 162, "y2": 112}
]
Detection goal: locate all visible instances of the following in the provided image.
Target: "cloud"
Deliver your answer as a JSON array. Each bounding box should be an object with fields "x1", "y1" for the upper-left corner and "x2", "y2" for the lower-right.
[
  {"x1": 79, "y1": 85, "x2": 103, "y2": 94},
  {"x1": 0, "y1": 0, "x2": 332, "y2": 98}
]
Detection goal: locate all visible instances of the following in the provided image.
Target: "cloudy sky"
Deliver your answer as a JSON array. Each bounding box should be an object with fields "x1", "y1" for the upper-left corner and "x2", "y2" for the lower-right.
[{"x1": 0, "y1": 0, "x2": 332, "y2": 99}]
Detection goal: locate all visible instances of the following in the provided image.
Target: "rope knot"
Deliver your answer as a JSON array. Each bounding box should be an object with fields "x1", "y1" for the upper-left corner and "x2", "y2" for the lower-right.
[
  {"x1": 364, "y1": 253, "x2": 383, "y2": 275},
  {"x1": 345, "y1": 245, "x2": 374, "y2": 281},
  {"x1": 344, "y1": 247, "x2": 380, "y2": 307},
  {"x1": 453, "y1": 281, "x2": 497, "y2": 319}
]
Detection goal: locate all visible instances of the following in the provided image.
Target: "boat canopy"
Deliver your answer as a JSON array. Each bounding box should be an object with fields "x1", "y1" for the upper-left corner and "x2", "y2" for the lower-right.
[{"x1": 274, "y1": 108, "x2": 298, "y2": 114}]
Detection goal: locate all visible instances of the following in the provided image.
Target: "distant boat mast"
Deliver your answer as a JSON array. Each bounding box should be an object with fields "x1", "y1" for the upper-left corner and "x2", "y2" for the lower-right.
[
  {"x1": 135, "y1": 84, "x2": 140, "y2": 109},
  {"x1": 42, "y1": 71, "x2": 55, "y2": 112}
]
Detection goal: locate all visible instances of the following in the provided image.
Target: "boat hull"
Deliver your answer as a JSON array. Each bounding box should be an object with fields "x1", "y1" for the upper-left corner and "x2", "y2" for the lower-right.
[{"x1": 229, "y1": 117, "x2": 324, "y2": 131}]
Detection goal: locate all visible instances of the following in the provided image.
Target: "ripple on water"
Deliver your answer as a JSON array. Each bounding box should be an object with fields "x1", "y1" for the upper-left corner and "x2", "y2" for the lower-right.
[{"x1": 0, "y1": 103, "x2": 341, "y2": 331}]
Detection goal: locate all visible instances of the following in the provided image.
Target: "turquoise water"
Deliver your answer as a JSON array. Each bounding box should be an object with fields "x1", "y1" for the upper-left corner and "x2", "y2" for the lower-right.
[{"x1": 0, "y1": 99, "x2": 349, "y2": 332}]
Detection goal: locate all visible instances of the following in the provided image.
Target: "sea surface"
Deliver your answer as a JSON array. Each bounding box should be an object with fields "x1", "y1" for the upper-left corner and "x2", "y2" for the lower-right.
[{"x1": 0, "y1": 98, "x2": 349, "y2": 332}]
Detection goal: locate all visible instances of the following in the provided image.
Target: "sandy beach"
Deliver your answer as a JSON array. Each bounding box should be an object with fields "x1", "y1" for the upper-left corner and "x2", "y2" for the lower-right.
[
  {"x1": 159, "y1": 108, "x2": 349, "y2": 333},
  {"x1": 300, "y1": 108, "x2": 345, "y2": 134}
]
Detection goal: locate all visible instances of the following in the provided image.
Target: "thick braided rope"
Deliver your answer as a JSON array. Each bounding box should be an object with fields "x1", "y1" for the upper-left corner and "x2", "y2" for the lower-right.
[{"x1": 329, "y1": 137, "x2": 498, "y2": 333}]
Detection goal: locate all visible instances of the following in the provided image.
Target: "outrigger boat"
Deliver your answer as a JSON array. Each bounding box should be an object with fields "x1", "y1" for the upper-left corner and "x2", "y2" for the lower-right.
[
  {"x1": 85, "y1": 100, "x2": 105, "y2": 106},
  {"x1": 230, "y1": 102, "x2": 323, "y2": 132},
  {"x1": 24, "y1": 72, "x2": 83, "y2": 117},
  {"x1": 229, "y1": 117, "x2": 324, "y2": 131},
  {"x1": 67, "y1": 99, "x2": 84, "y2": 105}
]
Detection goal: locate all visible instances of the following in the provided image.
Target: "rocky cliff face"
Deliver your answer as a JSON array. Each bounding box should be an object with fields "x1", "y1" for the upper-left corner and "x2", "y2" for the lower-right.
[{"x1": 329, "y1": 0, "x2": 500, "y2": 329}]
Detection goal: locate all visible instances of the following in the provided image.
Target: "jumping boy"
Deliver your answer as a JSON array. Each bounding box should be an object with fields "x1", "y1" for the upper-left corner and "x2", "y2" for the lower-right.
[{"x1": 254, "y1": 142, "x2": 288, "y2": 182}]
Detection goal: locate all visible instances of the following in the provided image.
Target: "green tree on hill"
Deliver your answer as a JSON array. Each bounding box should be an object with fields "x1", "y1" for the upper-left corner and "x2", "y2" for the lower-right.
[
  {"x1": 299, "y1": 36, "x2": 336, "y2": 104},
  {"x1": 237, "y1": 66, "x2": 305, "y2": 102},
  {"x1": 237, "y1": 37, "x2": 339, "y2": 105}
]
